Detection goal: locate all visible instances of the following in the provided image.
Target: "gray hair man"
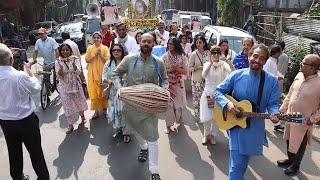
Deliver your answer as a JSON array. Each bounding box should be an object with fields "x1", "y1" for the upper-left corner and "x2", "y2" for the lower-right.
[{"x1": 0, "y1": 43, "x2": 50, "y2": 180}]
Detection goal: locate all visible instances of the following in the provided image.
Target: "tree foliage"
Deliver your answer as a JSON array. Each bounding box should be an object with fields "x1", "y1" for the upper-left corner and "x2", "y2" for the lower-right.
[
  {"x1": 217, "y1": 0, "x2": 242, "y2": 27},
  {"x1": 284, "y1": 35, "x2": 307, "y2": 93},
  {"x1": 303, "y1": 2, "x2": 320, "y2": 18}
]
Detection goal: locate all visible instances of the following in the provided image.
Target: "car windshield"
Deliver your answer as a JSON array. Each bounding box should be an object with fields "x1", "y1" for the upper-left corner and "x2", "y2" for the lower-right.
[
  {"x1": 202, "y1": 19, "x2": 211, "y2": 29},
  {"x1": 58, "y1": 23, "x2": 82, "y2": 33},
  {"x1": 220, "y1": 36, "x2": 243, "y2": 53},
  {"x1": 34, "y1": 23, "x2": 52, "y2": 30},
  {"x1": 182, "y1": 18, "x2": 190, "y2": 27},
  {"x1": 86, "y1": 19, "x2": 101, "y2": 34}
]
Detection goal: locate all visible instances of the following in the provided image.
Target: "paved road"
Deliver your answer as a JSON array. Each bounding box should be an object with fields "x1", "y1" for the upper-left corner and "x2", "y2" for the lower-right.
[{"x1": 0, "y1": 51, "x2": 320, "y2": 180}]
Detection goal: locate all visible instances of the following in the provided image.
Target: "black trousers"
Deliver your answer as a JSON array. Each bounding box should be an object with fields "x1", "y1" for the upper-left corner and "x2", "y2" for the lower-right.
[
  {"x1": 0, "y1": 113, "x2": 49, "y2": 180},
  {"x1": 287, "y1": 132, "x2": 308, "y2": 167}
]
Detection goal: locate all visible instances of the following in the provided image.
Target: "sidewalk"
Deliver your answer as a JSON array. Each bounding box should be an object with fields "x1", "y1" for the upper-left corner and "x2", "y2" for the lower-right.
[{"x1": 313, "y1": 125, "x2": 320, "y2": 143}]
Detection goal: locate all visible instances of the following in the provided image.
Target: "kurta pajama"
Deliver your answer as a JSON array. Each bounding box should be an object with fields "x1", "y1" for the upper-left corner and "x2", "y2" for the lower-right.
[
  {"x1": 111, "y1": 53, "x2": 168, "y2": 174},
  {"x1": 215, "y1": 69, "x2": 279, "y2": 180},
  {"x1": 85, "y1": 44, "x2": 110, "y2": 110},
  {"x1": 280, "y1": 73, "x2": 320, "y2": 154},
  {"x1": 162, "y1": 52, "x2": 187, "y2": 127}
]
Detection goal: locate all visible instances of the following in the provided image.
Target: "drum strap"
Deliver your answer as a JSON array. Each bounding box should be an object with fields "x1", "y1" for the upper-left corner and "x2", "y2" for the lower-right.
[{"x1": 128, "y1": 54, "x2": 163, "y2": 81}]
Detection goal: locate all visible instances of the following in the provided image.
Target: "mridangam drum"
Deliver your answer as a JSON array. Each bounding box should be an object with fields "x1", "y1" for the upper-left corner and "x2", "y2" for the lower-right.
[{"x1": 118, "y1": 83, "x2": 170, "y2": 113}]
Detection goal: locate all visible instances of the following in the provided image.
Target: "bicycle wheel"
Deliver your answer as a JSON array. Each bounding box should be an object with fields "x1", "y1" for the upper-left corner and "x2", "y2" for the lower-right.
[{"x1": 40, "y1": 80, "x2": 49, "y2": 110}]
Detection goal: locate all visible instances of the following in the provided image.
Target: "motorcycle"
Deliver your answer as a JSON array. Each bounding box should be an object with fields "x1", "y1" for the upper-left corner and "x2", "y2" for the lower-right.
[{"x1": 4, "y1": 35, "x2": 28, "y2": 50}]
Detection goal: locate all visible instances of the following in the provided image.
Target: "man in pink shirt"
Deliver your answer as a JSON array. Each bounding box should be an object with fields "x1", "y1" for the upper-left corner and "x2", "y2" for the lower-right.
[{"x1": 277, "y1": 54, "x2": 320, "y2": 176}]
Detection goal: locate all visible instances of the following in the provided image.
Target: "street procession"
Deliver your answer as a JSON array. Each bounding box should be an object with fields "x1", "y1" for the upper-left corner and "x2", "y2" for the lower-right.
[{"x1": 1, "y1": 0, "x2": 320, "y2": 180}]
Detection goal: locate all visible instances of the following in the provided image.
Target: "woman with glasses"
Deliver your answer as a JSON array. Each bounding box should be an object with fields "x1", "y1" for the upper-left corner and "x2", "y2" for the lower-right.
[
  {"x1": 55, "y1": 43, "x2": 88, "y2": 134},
  {"x1": 162, "y1": 37, "x2": 188, "y2": 134},
  {"x1": 85, "y1": 31, "x2": 110, "y2": 120},
  {"x1": 218, "y1": 38, "x2": 236, "y2": 71},
  {"x1": 188, "y1": 35, "x2": 210, "y2": 121},
  {"x1": 102, "y1": 43, "x2": 131, "y2": 142},
  {"x1": 200, "y1": 45, "x2": 231, "y2": 144}
]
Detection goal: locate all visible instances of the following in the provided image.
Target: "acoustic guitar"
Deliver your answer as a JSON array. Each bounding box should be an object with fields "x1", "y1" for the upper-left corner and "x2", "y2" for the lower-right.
[{"x1": 214, "y1": 95, "x2": 304, "y2": 130}]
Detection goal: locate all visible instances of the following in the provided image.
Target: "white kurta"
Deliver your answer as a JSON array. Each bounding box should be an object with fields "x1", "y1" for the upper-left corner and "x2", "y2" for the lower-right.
[{"x1": 200, "y1": 61, "x2": 231, "y2": 122}]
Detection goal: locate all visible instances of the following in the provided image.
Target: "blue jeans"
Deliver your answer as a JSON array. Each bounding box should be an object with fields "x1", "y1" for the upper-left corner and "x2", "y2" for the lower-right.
[{"x1": 229, "y1": 150, "x2": 250, "y2": 180}]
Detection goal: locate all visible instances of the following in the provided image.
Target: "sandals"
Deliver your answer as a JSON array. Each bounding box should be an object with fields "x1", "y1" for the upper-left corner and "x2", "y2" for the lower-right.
[
  {"x1": 66, "y1": 126, "x2": 74, "y2": 134},
  {"x1": 138, "y1": 149, "x2": 148, "y2": 162},
  {"x1": 123, "y1": 135, "x2": 131, "y2": 143},
  {"x1": 164, "y1": 127, "x2": 172, "y2": 134},
  {"x1": 151, "y1": 173, "x2": 161, "y2": 180},
  {"x1": 91, "y1": 113, "x2": 100, "y2": 120},
  {"x1": 80, "y1": 115, "x2": 86, "y2": 124}
]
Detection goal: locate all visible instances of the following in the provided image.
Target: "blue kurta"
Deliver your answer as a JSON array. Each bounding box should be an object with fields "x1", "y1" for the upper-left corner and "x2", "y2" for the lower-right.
[
  {"x1": 232, "y1": 52, "x2": 249, "y2": 70},
  {"x1": 214, "y1": 69, "x2": 279, "y2": 155}
]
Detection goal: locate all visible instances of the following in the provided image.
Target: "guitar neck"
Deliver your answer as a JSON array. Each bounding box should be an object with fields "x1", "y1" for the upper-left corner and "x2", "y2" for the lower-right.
[{"x1": 242, "y1": 112, "x2": 273, "y2": 119}]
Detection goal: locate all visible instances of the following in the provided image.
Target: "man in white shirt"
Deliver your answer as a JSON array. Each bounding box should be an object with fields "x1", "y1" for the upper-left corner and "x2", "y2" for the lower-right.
[
  {"x1": 277, "y1": 41, "x2": 289, "y2": 98},
  {"x1": 263, "y1": 45, "x2": 284, "y2": 130},
  {"x1": 114, "y1": 23, "x2": 139, "y2": 55},
  {"x1": 0, "y1": 43, "x2": 50, "y2": 180},
  {"x1": 155, "y1": 21, "x2": 169, "y2": 45}
]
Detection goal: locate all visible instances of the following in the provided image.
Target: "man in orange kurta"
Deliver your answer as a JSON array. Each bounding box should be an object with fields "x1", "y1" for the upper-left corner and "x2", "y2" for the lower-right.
[{"x1": 278, "y1": 54, "x2": 320, "y2": 176}]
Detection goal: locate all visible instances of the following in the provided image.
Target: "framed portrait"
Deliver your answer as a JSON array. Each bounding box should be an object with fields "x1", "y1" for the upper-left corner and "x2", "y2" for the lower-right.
[
  {"x1": 190, "y1": 15, "x2": 202, "y2": 32},
  {"x1": 131, "y1": 0, "x2": 150, "y2": 18}
]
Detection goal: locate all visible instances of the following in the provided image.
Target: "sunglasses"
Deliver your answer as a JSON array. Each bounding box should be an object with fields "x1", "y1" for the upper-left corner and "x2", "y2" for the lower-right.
[
  {"x1": 38, "y1": 33, "x2": 45, "y2": 35},
  {"x1": 300, "y1": 62, "x2": 313, "y2": 67},
  {"x1": 112, "y1": 49, "x2": 122, "y2": 53}
]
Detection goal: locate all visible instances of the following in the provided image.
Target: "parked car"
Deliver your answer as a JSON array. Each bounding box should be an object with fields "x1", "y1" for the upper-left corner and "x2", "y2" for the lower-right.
[
  {"x1": 28, "y1": 21, "x2": 59, "y2": 44},
  {"x1": 52, "y1": 22, "x2": 86, "y2": 53},
  {"x1": 202, "y1": 25, "x2": 255, "y2": 53}
]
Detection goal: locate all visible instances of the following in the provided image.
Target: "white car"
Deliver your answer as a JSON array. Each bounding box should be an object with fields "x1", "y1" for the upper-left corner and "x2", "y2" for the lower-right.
[
  {"x1": 84, "y1": 17, "x2": 101, "y2": 48},
  {"x1": 202, "y1": 25, "x2": 255, "y2": 53}
]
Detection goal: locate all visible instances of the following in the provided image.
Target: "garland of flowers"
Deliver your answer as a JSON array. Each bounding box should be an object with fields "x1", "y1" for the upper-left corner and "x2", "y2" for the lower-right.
[
  {"x1": 128, "y1": 0, "x2": 153, "y2": 19},
  {"x1": 125, "y1": 16, "x2": 159, "y2": 31}
]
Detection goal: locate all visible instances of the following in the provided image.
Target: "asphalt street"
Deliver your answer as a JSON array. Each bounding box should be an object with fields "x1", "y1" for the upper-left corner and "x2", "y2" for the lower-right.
[{"x1": 0, "y1": 46, "x2": 319, "y2": 180}]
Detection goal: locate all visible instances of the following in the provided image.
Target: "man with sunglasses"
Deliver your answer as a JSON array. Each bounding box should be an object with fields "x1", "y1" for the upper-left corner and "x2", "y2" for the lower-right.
[
  {"x1": 277, "y1": 54, "x2": 320, "y2": 176},
  {"x1": 32, "y1": 27, "x2": 59, "y2": 65}
]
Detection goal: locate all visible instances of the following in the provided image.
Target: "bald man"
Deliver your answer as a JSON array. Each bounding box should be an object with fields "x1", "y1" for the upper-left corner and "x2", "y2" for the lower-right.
[
  {"x1": 278, "y1": 54, "x2": 320, "y2": 176},
  {"x1": 112, "y1": 33, "x2": 168, "y2": 180}
]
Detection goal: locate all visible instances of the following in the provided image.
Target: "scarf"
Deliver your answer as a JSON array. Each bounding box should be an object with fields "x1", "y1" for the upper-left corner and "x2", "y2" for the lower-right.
[{"x1": 117, "y1": 34, "x2": 129, "y2": 54}]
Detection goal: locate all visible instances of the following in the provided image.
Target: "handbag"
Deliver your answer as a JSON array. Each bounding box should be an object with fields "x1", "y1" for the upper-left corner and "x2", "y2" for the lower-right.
[
  {"x1": 196, "y1": 52, "x2": 206, "y2": 84},
  {"x1": 207, "y1": 95, "x2": 215, "y2": 108},
  {"x1": 102, "y1": 84, "x2": 112, "y2": 99}
]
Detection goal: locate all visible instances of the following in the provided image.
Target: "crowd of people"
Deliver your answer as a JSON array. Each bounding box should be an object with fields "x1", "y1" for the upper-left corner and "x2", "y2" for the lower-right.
[{"x1": 0, "y1": 19, "x2": 320, "y2": 180}]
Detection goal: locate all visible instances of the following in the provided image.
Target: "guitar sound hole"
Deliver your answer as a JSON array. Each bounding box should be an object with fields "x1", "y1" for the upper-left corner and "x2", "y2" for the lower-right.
[{"x1": 236, "y1": 111, "x2": 244, "y2": 119}]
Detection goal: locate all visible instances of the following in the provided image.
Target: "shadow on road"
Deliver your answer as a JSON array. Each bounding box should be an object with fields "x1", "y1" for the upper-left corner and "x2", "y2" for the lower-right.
[
  {"x1": 36, "y1": 95, "x2": 62, "y2": 127},
  {"x1": 207, "y1": 129, "x2": 229, "y2": 177},
  {"x1": 53, "y1": 124, "x2": 90, "y2": 180},
  {"x1": 168, "y1": 125, "x2": 214, "y2": 180}
]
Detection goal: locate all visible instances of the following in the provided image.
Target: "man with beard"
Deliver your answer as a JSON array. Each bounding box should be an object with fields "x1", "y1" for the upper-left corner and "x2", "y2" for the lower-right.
[
  {"x1": 214, "y1": 44, "x2": 280, "y2": 180},
  {"x1": 232, "y1": 37, "x2": 254, "y2": 70},
  {"x1": 111, "y1": 33, "x2": 168, "y2": 180},
  {"x1": 114, "y1": 23, "x2": 139, "y2": 55}
]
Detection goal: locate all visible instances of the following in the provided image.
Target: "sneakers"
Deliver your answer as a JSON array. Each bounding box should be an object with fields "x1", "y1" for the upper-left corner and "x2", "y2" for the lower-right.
[{"x1": 151, "y1": 173, "x2": 161, "y2": 180}]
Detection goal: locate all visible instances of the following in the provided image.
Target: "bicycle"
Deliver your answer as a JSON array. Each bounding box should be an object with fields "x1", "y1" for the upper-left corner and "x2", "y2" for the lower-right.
[{"x1": 36, "y1": 62, "x2": 59, "y2": 110}]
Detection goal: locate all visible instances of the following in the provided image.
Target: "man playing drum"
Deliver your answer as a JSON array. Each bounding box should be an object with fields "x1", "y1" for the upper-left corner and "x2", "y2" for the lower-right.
[{"x1": 111, "y1": 33, "x2": 168, "y2": 180}]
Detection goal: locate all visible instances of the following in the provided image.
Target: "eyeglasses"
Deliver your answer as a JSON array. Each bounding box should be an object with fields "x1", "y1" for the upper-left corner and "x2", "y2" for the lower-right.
[
  {"x1": 300, "y1": 62, "x2": 313, "y2": 67},
  {"x1": 211, "y1": 51, "x2": 221, "y2": 55},
  {"x1": 112, "y1": 49, "x2": 122, "y2": 53}
]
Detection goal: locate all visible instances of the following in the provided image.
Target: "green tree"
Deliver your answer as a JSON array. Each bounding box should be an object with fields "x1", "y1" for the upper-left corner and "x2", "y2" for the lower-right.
[
  {"x1": 217, "y1": 0, "x2": 241, "y2": 27},
  {"x1": 284, "y1": 35, "x2": 307, "y2": 93}
]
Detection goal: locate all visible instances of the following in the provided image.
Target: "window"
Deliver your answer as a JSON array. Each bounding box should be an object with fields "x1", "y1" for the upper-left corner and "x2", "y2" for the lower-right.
[
  {"x1": 205, "y1": 31, "x2": 217, "y2": 47},
  {"x1": 58, "y1": 23, "x2": 82, "y2": 33},
  {"x1": 220, "y1": 36, "x2": 243, "y2": 53},
  {"x1": 86, "y1": 18, "x2": 101, "y2": 34}
]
